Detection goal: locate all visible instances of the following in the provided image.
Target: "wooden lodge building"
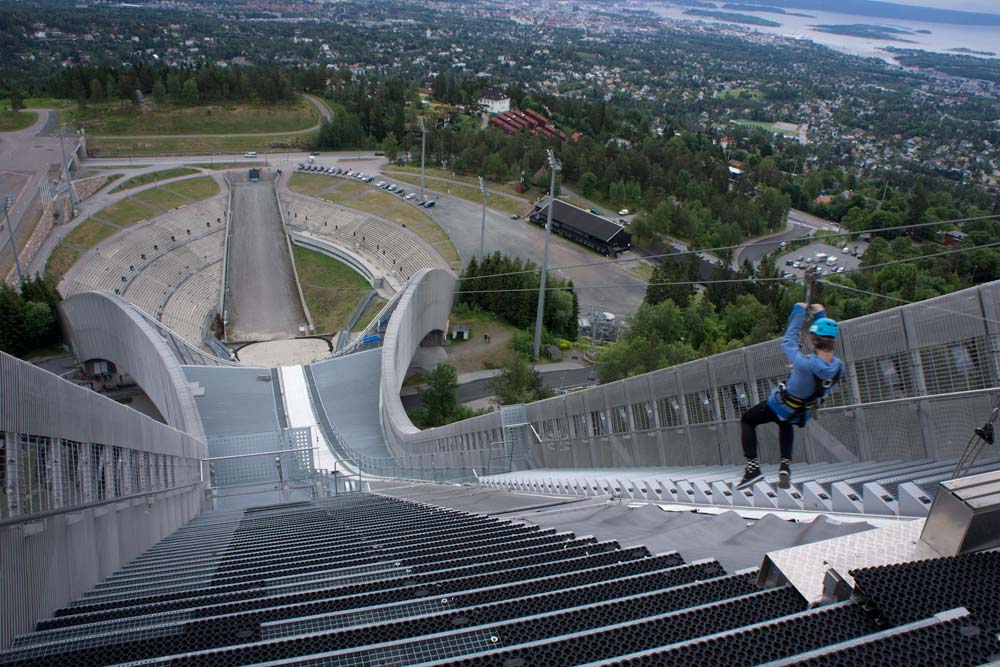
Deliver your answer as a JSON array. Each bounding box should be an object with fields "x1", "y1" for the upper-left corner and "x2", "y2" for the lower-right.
[{"x1": 529, "y1": 198, "x2": 632, "y2": 256}]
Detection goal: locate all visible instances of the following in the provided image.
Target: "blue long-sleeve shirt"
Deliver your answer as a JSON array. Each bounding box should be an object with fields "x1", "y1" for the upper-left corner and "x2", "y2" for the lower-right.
[{"x1": 766, "y1": 304, "x2": 845, "y2": 422}]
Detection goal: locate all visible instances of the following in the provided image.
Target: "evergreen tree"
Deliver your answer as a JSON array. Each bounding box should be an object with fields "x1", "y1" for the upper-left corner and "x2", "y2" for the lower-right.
[
  {"x1": 166, "y1": 74, "x2": 182, "y2": 103},
  {"x1": 88, "y1": 78, "x2": 105, "y2": 103},
  {"x1": 644, "y1": 260, "x2": 694, "y2": 309},
  {"x1": 152, "y1": 79, "x2": 166, "y2": 106},
  {"x1": 181, "y1": 78, "x2": 199, "y2": 105}
]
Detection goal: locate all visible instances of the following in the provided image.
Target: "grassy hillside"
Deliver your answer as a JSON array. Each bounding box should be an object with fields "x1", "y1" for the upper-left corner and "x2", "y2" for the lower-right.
[{"x1": 68, "y1": 98, "x2": 319, "y2": 136}]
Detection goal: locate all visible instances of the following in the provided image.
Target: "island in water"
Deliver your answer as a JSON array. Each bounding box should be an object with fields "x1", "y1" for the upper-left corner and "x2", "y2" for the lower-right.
[
  {"x1": 812, "y1": 24, "x2": 917, "y2": 42},
  {"x1": 684, "y1": 9, "x2": 782, "y2": 27},
  {"x1": 722, "y1": 3, "x2": 815, "y2": 18},
  {"x1": 949, "y1": 47, "x2": 996, "y2": 57}
]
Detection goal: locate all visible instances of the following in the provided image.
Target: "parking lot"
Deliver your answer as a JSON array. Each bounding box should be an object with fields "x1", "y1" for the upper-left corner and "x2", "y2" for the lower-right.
[{"x1": 776, "y1": 240, "x2": 868, "y2": 281}]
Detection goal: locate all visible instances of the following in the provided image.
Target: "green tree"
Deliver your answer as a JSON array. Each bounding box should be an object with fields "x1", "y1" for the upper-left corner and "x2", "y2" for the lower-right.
[
  {"x1": 181, "y1": 79, "x2": 199, "y2": 105},
  {"x1": 0, "y1": 284, "x2": 25, "y2": 355},
  {"x1": 578, "y1": 171, "x2": 598, "y2": 196},
  {"x1": 166, "y1": 74, "x2": 182, "y2": 103},
  {"x1": 489, "y1": 352, "x2": 554, "y2": 406},
  {"x1": 419, "y1": 363, "x2": 461, "y2": 427},
  {"x1": 21, "y1": 302, "x2": 54, "y2": 343},
  {"x1": 152, "y1": 79, "x2": 166, "y2": 106},
  {"x1": 644, "y1": 260, "x2": 694, "y2": 309},
  {"x1": 381, "y1": 131, "x2": 400, "y2": 161},
  {"x1": 89, "y1": 78, "x2": 105, "y2": 103},
  {"x1": 9, "y1": 88, "x2": 24, "y2": 112}
]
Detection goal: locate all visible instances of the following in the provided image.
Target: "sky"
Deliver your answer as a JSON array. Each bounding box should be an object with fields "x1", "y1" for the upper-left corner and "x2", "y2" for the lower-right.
[{"x1": 894, "y1": 0, "x2": 1000, "y2": 13}]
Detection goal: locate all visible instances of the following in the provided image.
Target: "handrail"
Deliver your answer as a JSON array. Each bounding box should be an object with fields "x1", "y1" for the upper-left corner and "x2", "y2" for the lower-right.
[{"x1": 0, "y1": 481, "x2": 202, "y2": 529}]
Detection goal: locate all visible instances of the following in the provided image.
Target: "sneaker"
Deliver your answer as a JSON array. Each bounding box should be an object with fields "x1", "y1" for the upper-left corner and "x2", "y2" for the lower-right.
[
  {"x1": 735, "y1": 466, "x2": 763, "y2": 491},
  {"x1": 778, "y1": 462, "x2": 791, "y2": 490}
]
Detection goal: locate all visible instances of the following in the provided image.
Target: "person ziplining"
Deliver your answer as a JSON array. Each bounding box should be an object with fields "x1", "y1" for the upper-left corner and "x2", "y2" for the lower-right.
[{"x1": 736, "y1": 300, "x2": 845, "y2": 491}]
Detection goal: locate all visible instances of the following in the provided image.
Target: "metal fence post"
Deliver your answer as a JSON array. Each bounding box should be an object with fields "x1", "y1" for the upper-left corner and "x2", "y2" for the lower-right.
[
  {"x1": 50, "y1": 439, "x2": 64, "y2": 511},
  {"x1": 902, "y1": 308, "x2": 932, "y2": 459},
  {"x1": 4, "y1": 432, "x2": 19, "y2": 518}
]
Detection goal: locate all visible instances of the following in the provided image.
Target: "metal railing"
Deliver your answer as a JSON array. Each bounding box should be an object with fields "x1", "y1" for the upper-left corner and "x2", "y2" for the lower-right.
[
  {"x1": 394, "y1": 280, "x2": 1000, "y2": 471},
  {"x1": 2, "y1": 435, "x2": 200, "y2": 523},
  {"x1": 1, "y1": 351, "x2": 204, "y2": 522}
]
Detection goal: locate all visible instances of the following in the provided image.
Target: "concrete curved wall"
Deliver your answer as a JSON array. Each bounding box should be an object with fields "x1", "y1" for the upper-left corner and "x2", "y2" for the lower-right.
[
  {"x1": 59, "y1": 291, "x2": 207, "y2": 447},
  {"x1": 388, "y1": 280, "x2": 1000, "y2": 474},
  {"x1": 380, "y1": 268, "x2": 459, "y2": 455}
]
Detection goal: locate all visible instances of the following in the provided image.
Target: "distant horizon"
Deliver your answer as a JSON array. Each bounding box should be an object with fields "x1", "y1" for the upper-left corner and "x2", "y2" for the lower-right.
[{"x1": 894, "y1": 0, "x2": 1000, "y2": 14}]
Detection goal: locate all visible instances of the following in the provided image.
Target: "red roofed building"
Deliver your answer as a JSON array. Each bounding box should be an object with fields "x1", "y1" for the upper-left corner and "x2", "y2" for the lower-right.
[{"x1": 489, "y1": 109, "x2": 566, "y2": 141}]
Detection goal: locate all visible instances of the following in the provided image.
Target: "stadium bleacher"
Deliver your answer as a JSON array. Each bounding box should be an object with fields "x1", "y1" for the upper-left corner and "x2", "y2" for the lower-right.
[
  {"x1": 60, "y1": 197, "x2": 227, "y2": 349},
  {"x1": 1, "y1": 491, "x2": 996, "y2": 667},
  {"x1": 281, "y1": 192, "x2": 448, "y2": 281}
]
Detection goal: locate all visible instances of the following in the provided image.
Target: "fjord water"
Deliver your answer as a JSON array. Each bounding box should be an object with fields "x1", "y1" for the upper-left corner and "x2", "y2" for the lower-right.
[{"x1": 648, "y1": 2, "x2": 1000, "y2": 61}]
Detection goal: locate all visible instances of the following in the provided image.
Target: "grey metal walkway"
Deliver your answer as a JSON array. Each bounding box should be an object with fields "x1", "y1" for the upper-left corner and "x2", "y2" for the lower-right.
[{"x1": 480, "y1": 456, "x2": 1000, "y2": 518}]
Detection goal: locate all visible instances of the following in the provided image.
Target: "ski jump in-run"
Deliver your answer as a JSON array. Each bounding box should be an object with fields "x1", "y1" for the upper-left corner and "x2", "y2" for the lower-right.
[{"x1": 736, "y1": 302, "x2": 845, "y2": 491}]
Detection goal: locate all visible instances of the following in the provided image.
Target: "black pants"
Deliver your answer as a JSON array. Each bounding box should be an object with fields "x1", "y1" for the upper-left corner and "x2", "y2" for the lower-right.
[{"x1": 741, "y1": 401, "x2": 794, "y2": 462}]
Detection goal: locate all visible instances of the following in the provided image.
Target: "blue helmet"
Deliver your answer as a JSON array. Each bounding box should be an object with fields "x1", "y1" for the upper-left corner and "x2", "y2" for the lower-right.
[{"x1": 809, "y1": 317, "x2": 839, "y2": 339}]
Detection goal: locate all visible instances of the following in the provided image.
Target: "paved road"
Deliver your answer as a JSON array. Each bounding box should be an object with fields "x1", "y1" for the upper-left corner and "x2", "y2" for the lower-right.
[
  {"x1": 84, "y1": 150, "x2": 382, "y2": 169},
  {"x1": 401, "y1": 366, "x2": 595, "y2": 409},
  {"x1": 88, "y1": 94, "x2": 333, "y2": 139},
  {"x1": 0, "y1": 109, "x2": 67, "y2": 274},
  {"x1": 372, "y1": 173, "x2": 647, "y2": 318},
  {"x1": 736, "y1": 208, "x2": 840, "y2": 267},
  {"x1": 226, "y1": 175, "x2": 307, "y2": 340}
]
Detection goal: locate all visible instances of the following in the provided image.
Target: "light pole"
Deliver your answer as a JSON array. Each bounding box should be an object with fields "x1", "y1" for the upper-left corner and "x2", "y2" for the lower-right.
[
  {"x1": 478, "y1": 176, "x2": 488, "y2": 258},
  {"x1": 418, "y1": 116, "x2": 427, "y2": 201},
  {"x1": 533, "y1": 149, "x2": 560, "y2": 361},
  {"x1": 3, "y1": 194, "x2": 24, "y2": 292}
]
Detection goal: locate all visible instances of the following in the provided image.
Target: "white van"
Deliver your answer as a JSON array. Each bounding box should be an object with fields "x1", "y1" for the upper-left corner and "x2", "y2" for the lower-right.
[
  {"x1": 244, "y1": 151, "x2": 257, "y2": 158},
  {"x1": 826, "y1": 256, "x2": 838, "y2": 266}
]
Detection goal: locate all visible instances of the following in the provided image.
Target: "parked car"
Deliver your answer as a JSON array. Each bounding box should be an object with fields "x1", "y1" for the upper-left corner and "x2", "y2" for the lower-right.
[
  {"x1": 842, "y1": 246, "x2": 850, "y2": 254},
  {"x1": 618, "y1": 209, "x2": 629, "y2": 216},
  {"x1": 376, "y1": 181, "x2": 385, "y2": 188},
  {"x1": 785, "y1": 259, "x2": 794, "y2": 266},
  {"x1": 589, "y1": 208, "x2": 599, "y2": 215},
  {"x1": 511, "y1": 214, "x2": 520, "y2": 219},
  {"x1": 422, "y1": 200, "x2": 435, "y2": 208},
  {"x1": 405, "y1": 193, "x2": 416, "y2": 200}
]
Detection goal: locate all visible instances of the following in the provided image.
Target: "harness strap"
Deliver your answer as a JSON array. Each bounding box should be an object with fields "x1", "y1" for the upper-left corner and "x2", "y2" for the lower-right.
[{"x1": 779, "y1": 366, "x2": 842, "y2": 414}]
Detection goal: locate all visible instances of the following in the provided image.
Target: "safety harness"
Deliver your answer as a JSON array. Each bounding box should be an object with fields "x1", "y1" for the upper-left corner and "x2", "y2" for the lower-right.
[{"x1": 778, "y1": 365, "x2": 842, "y2": 424}]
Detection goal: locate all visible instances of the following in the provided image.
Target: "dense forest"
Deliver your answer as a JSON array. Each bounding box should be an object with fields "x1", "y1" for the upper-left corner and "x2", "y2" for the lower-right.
[
  {"x1": 0, "y1": 276, "x2": 63, "y2": 357},
  {"x1": 458, "y1": 253, "x2": 579, "y2": 343},
  {"x1": 597, "y1": 219, "x2": 1000, "y2": 383},
  {"x1": 41, "y1": 63, "x2": 302, "y2": 107}
]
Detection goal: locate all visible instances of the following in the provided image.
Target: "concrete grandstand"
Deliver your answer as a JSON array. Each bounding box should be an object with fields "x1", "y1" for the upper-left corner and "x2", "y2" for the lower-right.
[{"x1": 3, "y1": 154, "x2": 999, "y2": 665}]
